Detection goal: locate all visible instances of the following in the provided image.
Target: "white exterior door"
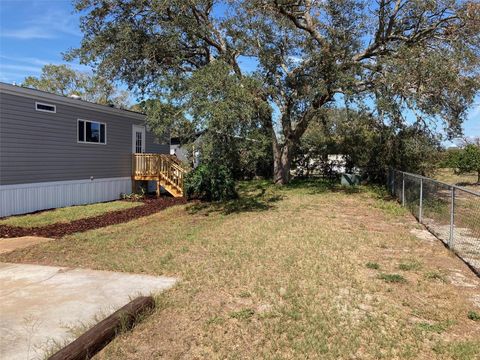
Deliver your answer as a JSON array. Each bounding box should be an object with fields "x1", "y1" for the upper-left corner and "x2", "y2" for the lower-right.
[{"x1": 132, "y1": 125, "x2": 146, "y2": 153}]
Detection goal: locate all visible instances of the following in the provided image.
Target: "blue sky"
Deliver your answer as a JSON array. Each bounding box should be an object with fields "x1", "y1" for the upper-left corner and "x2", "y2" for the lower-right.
[{"x1": 0, "y1": 0, "x2": 478, "y2": 140}]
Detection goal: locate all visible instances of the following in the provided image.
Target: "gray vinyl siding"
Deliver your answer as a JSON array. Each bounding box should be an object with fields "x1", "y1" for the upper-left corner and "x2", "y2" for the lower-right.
[{"x1": 0, "y1": 91, "x2": 169, "y2": 185}]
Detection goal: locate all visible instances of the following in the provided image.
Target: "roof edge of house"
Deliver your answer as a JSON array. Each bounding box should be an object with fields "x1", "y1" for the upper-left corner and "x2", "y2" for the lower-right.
[{"x1": 0, "y1": 82, "x2": 146, "y2": 120}]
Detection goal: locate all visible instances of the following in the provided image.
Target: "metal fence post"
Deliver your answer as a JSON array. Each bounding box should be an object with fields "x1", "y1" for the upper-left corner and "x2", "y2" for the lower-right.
[
  {"x1": 449, "y1": 187, "x2": 455, "y2": 248},
  {"x1": 402, "y1": 172, "x2": 405, "y2": 206},
  {"x1": 419, "y1": 178, "x2": 423, "y2": 223}
]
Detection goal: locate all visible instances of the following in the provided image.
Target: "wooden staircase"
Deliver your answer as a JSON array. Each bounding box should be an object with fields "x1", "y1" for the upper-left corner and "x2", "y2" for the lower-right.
[{"x1": 132, "y1": 154, "x2": 187, "y2": 197}]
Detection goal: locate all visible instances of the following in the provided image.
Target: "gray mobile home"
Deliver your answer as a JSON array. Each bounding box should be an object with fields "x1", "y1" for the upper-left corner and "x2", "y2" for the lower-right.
[{"x1": 0, "y1": 82, "x2": 171, "y2": 217}]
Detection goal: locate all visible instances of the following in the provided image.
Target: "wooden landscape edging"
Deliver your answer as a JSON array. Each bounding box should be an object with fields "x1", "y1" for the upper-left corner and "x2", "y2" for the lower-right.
[{"x1": 49, "y1": 296, "x2": 155, "y2": 360}]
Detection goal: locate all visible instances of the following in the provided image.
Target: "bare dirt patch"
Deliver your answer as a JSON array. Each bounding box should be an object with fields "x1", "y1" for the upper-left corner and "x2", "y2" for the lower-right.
[
  {"x1": 0, "y1": 197, "x2": 186, "y2": 239},
  {"x1": 410, "y1": 228, "x2": 437, "y2": 244},
  {"x1": 0, "y1": 236, "x2": 53, "y2": 254}
]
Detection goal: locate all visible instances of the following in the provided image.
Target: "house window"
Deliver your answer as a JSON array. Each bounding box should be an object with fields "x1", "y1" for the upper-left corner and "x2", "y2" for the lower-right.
[
  {"x1": 35, "y1": 102, "x2": 56, "y2": 113},
  {"x1": 78, "y1": 119, "x2": 106, "y2": 144}
]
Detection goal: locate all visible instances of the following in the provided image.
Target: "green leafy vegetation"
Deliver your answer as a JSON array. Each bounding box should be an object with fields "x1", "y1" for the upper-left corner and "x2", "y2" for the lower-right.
[
  {"x1": 443, "y1": 142, "x2": 480, "y2": 184},
  {"x1": 378, "y1": 273, "x2": 407, "y2": 283},
  {"x1": 433, "y1": 341, "x2": 480, "y2": 360},
  {"x1": 22, "y1": 64, "x2": 130, "y2": 108},
  {"x1": 69, "y1": 1, "x2": 480, "y2": 184},
  {"x1": 398, "y1": 261, "x2": 422, "y2": 271},
  {"x1": 229, "y1": 308, "x2": 255, "y2": 321},
  {"x1": 424, "y1": 271, "x2": 447, "y2": 283},
  {"x1": 417, "y1": 321, "x2": 452, "y2": 334},
  {"x1": 366, "y1": 262, "x2": 380, "y2": 270},
  {"x1": 467, "y1": 310, "x2": 480, "y2": 321},
  {"x1": 184, "y1": 163, "x2": 237, "y2": 201}
]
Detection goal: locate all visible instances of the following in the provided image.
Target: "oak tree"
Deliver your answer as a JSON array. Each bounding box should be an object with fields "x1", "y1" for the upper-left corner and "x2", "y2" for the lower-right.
[
  {"x1": 23, "y1": 64, "x2": 130, "y2": 108},
  {"x1": 69, "y1": 0, "x2": 480, "y2": 184}
]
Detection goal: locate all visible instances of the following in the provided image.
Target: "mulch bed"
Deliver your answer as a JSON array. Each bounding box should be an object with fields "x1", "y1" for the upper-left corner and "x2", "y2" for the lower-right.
[{"x1": 0, "y1": 197, "x2": 187, "y2": 239}]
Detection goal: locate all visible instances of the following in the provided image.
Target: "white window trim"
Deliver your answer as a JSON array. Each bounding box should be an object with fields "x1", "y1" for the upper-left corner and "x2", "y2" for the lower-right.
[
  {"x1": 35, "y1": 101, "x2": 56, "y2": 113},
  {"x1": 77, "y1": 119, "x2": 107, "y2": 145}
]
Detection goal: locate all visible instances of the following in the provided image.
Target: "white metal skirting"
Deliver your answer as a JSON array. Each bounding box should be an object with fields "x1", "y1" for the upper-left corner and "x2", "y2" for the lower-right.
[{"x1": 0, "y1": 177, "x2": 132, "y2": 218}]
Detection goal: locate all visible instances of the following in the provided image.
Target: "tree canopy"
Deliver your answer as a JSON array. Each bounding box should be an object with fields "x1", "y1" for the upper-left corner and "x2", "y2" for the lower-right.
[
  {"x1": 69, "y1": 0, "x2": 480, "y2": 183},
  {"x1": 446, "y1": 138, "x2": 480, "y2": 183},
  {"x1": 455, "y1": 144, "x2": 480, "y2": 183},
  {"x1": 23, "y1": 64, "x2": 131, "y2": 108},
  {"x1": 293, "y1": 108, "x2": 442, "y2": 180}
]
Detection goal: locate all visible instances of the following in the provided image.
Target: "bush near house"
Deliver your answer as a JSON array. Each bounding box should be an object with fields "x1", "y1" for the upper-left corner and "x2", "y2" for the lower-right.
[{"x1": 184, "y1": 163, "x2": 237, "y2": 201}]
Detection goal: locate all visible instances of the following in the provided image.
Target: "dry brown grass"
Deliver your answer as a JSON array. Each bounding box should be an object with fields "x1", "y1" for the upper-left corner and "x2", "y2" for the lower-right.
[{"x1": 1, "y1": 180, "x2": 479, "y2": 359}]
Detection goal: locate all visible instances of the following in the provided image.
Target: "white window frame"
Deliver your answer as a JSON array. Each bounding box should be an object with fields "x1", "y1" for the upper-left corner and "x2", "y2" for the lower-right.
[
  {"x1": 77, "y1": 119, "x2": 107, "y2": 145},
  {"x1": 35, "y1": 101, "x2": 56, "y2": 113}
]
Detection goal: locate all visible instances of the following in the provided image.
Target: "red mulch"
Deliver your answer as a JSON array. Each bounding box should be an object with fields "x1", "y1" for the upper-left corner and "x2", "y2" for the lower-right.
[{"x1": 0, "y1": 197, "x2": 187, "y2": 239}]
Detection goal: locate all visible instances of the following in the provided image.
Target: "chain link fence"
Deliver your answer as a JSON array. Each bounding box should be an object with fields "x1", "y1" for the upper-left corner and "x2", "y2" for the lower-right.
[{"x1": 388, "y1": 169, "x2": 480, "y2": 274}]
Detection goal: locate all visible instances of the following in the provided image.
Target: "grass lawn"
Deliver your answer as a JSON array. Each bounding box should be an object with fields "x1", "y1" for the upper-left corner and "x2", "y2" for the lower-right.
[
  {"x1": 435, "y1": 168, "x2": 479, "y2": 191},
  {"x1": 2, "y1": 180, "x2": 479, "y2": 359},
  {"x1": 0, "y1": 200, "x2": 141, "y2": 228}
]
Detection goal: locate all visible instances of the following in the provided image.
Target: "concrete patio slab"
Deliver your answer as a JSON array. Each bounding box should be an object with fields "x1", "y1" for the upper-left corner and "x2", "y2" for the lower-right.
[
  {"x1": 0, "y1": 236, "x2": 54, "y2": 254},
  {"x1": 0, "y1": 263, "x2": 177, "y2": 360}
]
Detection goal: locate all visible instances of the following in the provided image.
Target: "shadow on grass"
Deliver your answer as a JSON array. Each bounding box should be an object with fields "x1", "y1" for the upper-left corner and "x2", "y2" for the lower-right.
[
  {"x1": 286, "y1": 178, "x2": 384, "y2": 197},
  {"x1": 456, "y1": 181, "x2": 480, "y2": 188},
  {"x1": 283, "y1": 178, "x2": 336, "y2": 194},
  {"x1": 186, "y1": 178, "x2": 394, "y2": 216},
  {"x1": 187, "y1": 180, "x2": 283, "y2": 215}
]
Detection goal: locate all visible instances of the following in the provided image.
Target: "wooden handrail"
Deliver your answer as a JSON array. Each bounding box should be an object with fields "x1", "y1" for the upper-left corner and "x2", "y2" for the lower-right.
[{"x1": 132, "y1": 153, "x2": 187, "y2": 195}]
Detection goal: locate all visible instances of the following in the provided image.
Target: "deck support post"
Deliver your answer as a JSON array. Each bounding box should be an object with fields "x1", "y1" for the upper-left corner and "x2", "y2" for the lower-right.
[{"x1": 131, "y1": 179, "x2": 136, "y2": 194}]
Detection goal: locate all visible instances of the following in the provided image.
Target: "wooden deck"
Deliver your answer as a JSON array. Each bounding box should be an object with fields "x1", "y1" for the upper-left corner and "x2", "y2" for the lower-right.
[{"x1": 132, "y1": 154, "x2": 187, "y2": 197}]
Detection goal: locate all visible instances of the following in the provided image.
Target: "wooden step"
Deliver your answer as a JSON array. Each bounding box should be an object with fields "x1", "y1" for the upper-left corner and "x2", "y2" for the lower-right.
[
  {"x1": 159, "y1": 179, "x2": 183, "y2": 197},
  {"x1": 160, "y1": 178, "x2": 182, "y2": 193},
  {"x1": 163, "y1": 185, "x2": 183, "y2": 197}
]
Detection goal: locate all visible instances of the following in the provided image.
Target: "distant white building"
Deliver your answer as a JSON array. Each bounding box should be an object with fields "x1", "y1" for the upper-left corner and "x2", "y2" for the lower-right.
[
  {"x1": 170, "y1": 132, "x2": 203, "y2": 168},
  {"x1": 327, "y1": 154, "x2": 347, "y2": 173},
  {"x1": 291, "y1": 153, "x2": 353, "y2": 178}
]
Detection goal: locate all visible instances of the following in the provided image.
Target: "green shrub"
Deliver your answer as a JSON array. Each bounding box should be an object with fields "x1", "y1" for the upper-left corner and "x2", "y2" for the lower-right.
[
  {"x1": 366, "y1": 262, "x2": 380, "y2": 270},
  {"x1": 184, "y1": 163, "x2": 237, "y2": 201},
  {"x1": 467, "y1": 310, "x2": 480, "y2": 321}
]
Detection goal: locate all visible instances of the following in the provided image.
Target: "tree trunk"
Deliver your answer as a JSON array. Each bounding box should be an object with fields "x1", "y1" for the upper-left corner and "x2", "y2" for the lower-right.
[{"x1": 273, "y1": 142, "x2": 293, "y2": 185}]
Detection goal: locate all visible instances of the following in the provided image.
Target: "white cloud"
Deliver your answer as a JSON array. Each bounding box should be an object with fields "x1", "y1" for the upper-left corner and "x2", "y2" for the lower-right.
[
  {"x1": 1, "y1": 27, "x2": 55, "y2": 39},
  {"x1": 0, "y1": 5, "x2": 80, "y2": 40},
  {"x1": 0, "y1": 55, "x2": 50, "y2": 66},
  {"x1": 0, "y1": 64, "x2": 42, "y2": 73},
  {"x1": 0, "y1": 54, "x2": 94, "y2": 84}
]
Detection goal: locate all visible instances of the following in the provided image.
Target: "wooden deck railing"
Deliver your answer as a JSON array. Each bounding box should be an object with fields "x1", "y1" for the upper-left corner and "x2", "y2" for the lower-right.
[{"x1": 132, "y1": 153, "x2": 187, "y2": 196}]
